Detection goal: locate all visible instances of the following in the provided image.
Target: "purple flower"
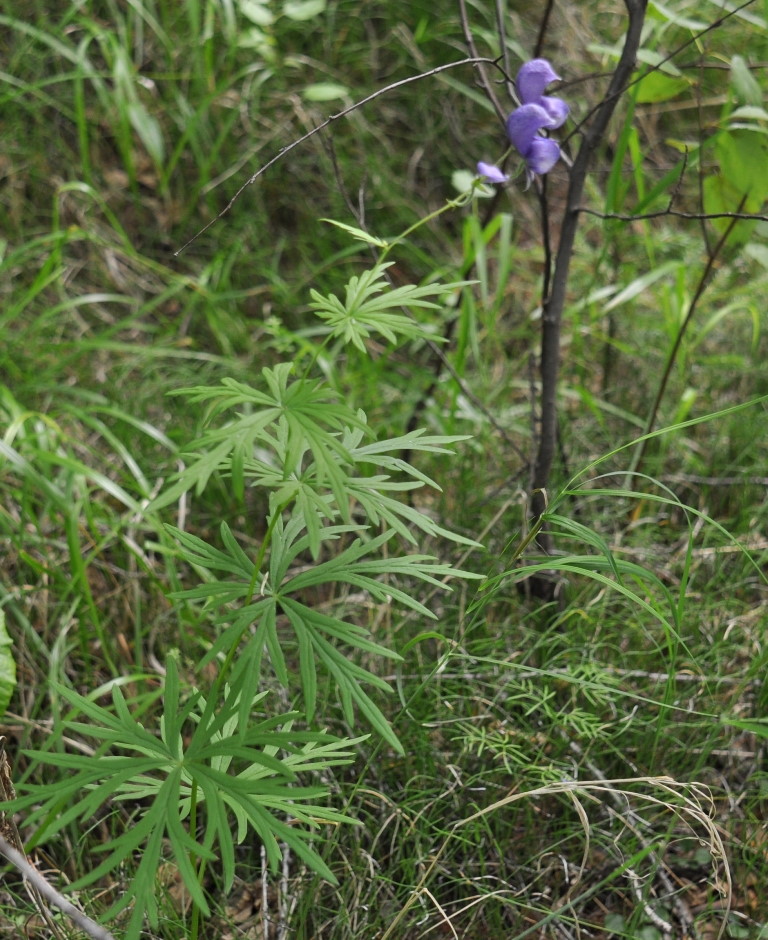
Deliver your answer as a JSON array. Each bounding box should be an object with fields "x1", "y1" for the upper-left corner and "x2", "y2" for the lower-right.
[
  {"x1": 476, "y1": 161, "x2": 509, "y2": 184},
  {"x1": 506, "y1": 104, "x2": 561, "y2": 176},
  {"x1": 516, "y1": 59, "x2": 569, "y2": 129},
  {"x1": 505, "y1": 58, "x2": 569, "y2": 179}
]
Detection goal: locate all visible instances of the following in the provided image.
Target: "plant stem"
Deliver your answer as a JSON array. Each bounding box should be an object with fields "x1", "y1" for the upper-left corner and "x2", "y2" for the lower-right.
[
  {"x1": 189, "y1": 779, "x2": 202, "y2": 940},
  {"x1": 624, "y1": 201, "x2": 747, "y2": 485},
  {"x1": 246, "y1": 501, "x2": 289, "y2": 604},
  {"x1": 529, "y1": 1, "x2": 648, "y2": 588}
]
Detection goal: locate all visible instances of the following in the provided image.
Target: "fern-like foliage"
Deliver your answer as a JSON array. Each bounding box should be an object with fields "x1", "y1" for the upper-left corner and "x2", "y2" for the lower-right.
[
  {"x1": 152, "y1": 364, "x2": 368, "y2": 510},
  {"x1": 147, "y1": 262, "x2": 482, "y2": 753},
  {"x1": 308, "y1": 261, "x2": 469, "y2": 351},
  {"x1": 7, "y1": 656, "x2": 360, "y2": 939},
  {"x1": 8, "y1": 240, "x2": 482, "y2": 938}
]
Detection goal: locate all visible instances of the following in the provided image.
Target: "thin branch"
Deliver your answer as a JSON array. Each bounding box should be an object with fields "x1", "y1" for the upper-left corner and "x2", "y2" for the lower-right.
[
  {"x1": 538, "y1": 176, "x2": 554, "y2": 313},
  {"x1": 174, "y1": 56, "x2": 506, "y2": 255},
  {"x1": 457, "y1": 0, "x2": 507, "y2": 123},
  {"x1": 494, "y1": 0, "x2": 514, "y2": 101},
  {"x1": 525, "y1": 0, "x2": 649, "y2": 599},
  {"x1": 534, "y1": 0, "x2": 556, "y2": 60},
  {"x1": 624, "y1": 196, "x2": 748, "y2": 484},
  {"x1": 576, "y1": 207, "x2": 768, "y2": 223},
  {"x1": 0, "y1": 834, "x2": 116, "y2": 940}
]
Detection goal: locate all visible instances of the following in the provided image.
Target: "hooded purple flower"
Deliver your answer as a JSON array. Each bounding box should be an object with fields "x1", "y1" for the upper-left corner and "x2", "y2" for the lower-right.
[
  {"x1": 476, "y1": 161, "x2": 509, "y2": 184},
  {"x1": 506, "y1": 58, "x2": 569, "y2": 179},
  {"x1": 516, "y1": 59, "x2": 569, "y2": 129},
  {"x1": 506, "y1": 104, "x2": 561, "y2": 176}
]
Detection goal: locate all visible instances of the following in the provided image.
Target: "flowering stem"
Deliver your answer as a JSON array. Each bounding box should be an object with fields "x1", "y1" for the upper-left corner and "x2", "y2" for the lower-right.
[
  {"x1": 529, "y1": 0, "x2": 648, "y2": 592},
  {"x1": 380, "y1": 194, "x2": 473, "y2": 262}
]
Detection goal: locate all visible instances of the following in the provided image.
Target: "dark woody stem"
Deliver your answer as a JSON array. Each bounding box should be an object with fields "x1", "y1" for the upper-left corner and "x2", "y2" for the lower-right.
[{"x1": 529, "y1": 1, "x2": 648, "y2": 579}]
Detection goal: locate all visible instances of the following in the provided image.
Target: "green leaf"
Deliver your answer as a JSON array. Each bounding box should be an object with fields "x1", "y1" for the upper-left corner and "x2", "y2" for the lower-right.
[
  {"x1": 602, "y1": 261, "x2": 679, "y2": 313},
  {"x1": 649, "y1": 0, "x2": 707, "y2": 28},
  {"x1": 240, "y1": 0, "x2": 274, "y2": 26},
  {"x1": 729, "y1": 104, "x2": 768, "y2": 129},
  {"x1": 14, "y1": 667, "x2": 362, "y2": 939},
  {"x1": 715, "y1": 129, "x2": 768, "y2": 205},
  {"x1": 346, "y1": 425, "x2": 473, "y2": 486},
  {"x1": 281, "y1": 596, "x2": 401, "y2": 662},
  {"x1": 303, "y1": 83, "x2": 350, "y2": 102},
  {"x1": 730, "y1": 55, "x2": 763, "y2": 106},
  {"x1": 153, "y1": 365, "x2": 368, "y2": 518},
  {"x1": 127, "y1": 101, "x2": 164, "y2": 166},
  {"x1": 545, "y1": 514, "x2": 621, "y2": 580},
  {"x1": 345, "y1": 478, "x2": 480, "y2": 546},
  {"x1": 319, "y1": 218, "x2": 390, "y2": 248},
  {"x1": 284, "y1": 533, "x2": 482, "y2": 613},
  {"x1": 0, "y1": 611, "x2": 16, "y2": 717},
  {"x1": 309, "y1": 263, "x2": 469, "y2": 352},
  {"x1": 164, "y1": 524, "x2": 255, "y2": 579},
  {"x1": 633, "y1": 70, "x2": 689, "y2": 104},
  {"x1": 722, "y1": 715, "x2": 768, "y2": 738},
  {"x1": 283, "y1": 0, "x2": 326, "y2": 19},
  {"x1": 702, "y1": 176, "x2": 758, "y2": 247}
]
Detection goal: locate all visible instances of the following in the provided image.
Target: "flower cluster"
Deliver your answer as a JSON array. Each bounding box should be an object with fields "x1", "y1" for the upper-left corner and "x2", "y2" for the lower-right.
[{"x1": 477, "y1": 58, "x2": 569, "y2": 186}]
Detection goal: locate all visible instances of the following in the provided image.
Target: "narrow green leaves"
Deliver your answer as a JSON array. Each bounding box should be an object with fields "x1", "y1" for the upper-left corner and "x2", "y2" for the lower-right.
[
  {"x1": 150, "y1": 364, "x2": 367, "y2": 512},
  {"x1": 309, "y1": 262, "x2": 469, "y2": 352},
  {"x1": 4, "y1": 657, "x2": 360, "y2": 939},
  {"x1": 0, "y1": 611, "x2": 16, "y2": 718}
]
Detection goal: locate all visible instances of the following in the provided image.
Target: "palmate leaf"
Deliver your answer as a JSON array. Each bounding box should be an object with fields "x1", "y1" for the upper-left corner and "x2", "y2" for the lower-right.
[
  {"x1": 268, "y1": 514, "x2": 361, "y2": 586},
  {"x1": 309, "y1": 262, "x2": 470, "y2": 352},
  {"x1": 280, "y1": 595, "x2": 400, "y2": 726},
  {"x1": 6, "y1": 658, "x2": 361, "y2": 940},
  {"x1": 269, "y1": 512, "x2": 479, "y2": 609},
  {"x1": 150, "y1": 363, "x2": 369, "y2": 510},
  {"x1": 283, "y1": 529, "x2": 482, "y2": 616},
  {"x1": 170, "y1": 515, "x2": 445, "y2": 749},
  {"x1": 179, "y1": 520, "x2": 403, "y2": 743},
  {"x1": 346, "y1": 477, "x2": 480, "y2": 546}
]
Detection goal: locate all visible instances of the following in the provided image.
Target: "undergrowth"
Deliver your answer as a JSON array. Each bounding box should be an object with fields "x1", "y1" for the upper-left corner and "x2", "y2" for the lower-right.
[{"x1": 1, "y1": 1, "x2": 767, "y2": 938}]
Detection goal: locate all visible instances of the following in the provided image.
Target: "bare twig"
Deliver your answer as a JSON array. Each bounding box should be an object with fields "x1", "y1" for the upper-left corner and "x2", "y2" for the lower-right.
[
  {"x1": 533, "y1": 0, "x2": 556, "y2": 60},
  {"x1": 277, "y1": 842, "x2": 291, "y2": 940},
  {"x1": 624, "y1": 196, "x2": 748, "y2": 485},
  {"x1": 577, "y1": 206, "x2": 768, "y2": 223},
  {"x1": 627, "y1": 867, "x2": 674, "y2": 934},
  {"x1": 457, "y1": 0, "x2": 507, "y2": 123},
  {"x1": 0, "y1": 740, "x2": 65, "y2": 939},
  {"x1": 174, "y1": 56, "x2": 505, "y2": 255},
  {"x1": 261, "y1": 842, "x2": 270, "y2": 940},
  {"x1": 0, "y1": 834, "x2": 115, "y2": 940}
]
